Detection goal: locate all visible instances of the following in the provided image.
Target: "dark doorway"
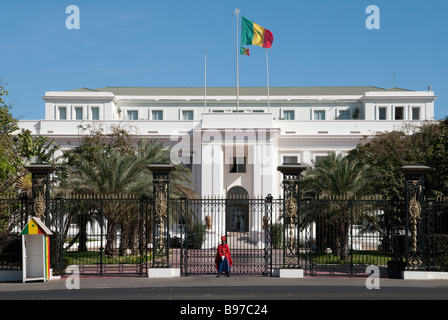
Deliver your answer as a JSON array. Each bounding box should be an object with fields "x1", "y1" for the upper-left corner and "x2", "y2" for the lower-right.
[{"x1": 226, "y1": 186, "x2": 249, "y2": 232}]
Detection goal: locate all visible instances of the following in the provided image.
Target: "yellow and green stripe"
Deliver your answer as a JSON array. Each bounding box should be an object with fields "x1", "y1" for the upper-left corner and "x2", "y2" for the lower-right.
[
  {"x1": 241, "y1": 16, "x2": 273, "y2": 49},
  {"x1": 20, "y1": 220, "x2": 44, "y2": 235}
]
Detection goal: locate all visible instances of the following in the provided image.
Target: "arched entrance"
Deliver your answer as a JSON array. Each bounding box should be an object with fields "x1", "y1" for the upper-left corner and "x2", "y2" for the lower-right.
[{"x1": 226, "y1": 186, "x2": 249, "y2": 232}]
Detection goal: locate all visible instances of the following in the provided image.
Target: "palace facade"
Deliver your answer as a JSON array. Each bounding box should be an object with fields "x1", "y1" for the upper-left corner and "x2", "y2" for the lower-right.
[{"x1": 18, "y1": 86, "x2": 437, "y2": 199}]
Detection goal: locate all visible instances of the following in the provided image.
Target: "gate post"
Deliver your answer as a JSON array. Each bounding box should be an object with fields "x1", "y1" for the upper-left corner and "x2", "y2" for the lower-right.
[
  {"x1": 139, "y1": 194, "x2": 149, "y2": 276},
  {"x1": 24, "y1": 163, "x2": 57, "y2": 227},
  {"x1": 179, "y1": 194, "x2": 188, "y2": 276},
  {"x1": 277, "y1": 163, "x2": 307, "y2": 277},
  {"x1": 399, "y1": 164, "x2": 430, "y2": 273},
  {"x1": 147, "y1": 164, "x2": 179, "y2": 277},
  {"x1": 264, "y1": 194, "x2": 273, "y2": 276}
]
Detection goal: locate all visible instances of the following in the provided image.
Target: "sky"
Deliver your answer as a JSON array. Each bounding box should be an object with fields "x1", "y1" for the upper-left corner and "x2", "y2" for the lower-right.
[{"x1": 1, "y1": 0, "x2": 447, "y2": 120}]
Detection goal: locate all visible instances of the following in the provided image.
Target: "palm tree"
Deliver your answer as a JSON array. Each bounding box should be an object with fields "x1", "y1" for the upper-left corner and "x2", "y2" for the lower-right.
[
  {"x1": 58, "y1": 139, "x2": 193, "y2": 259},
  {"x1": 301, "y1": 153, "x2": 378, "y2": 199},
  {"x1": 300, "y1": 153, "x2": 380, "y2": 260},
  {"x1": 58, "y1": 149, "x2": 146, "y2": 258}
]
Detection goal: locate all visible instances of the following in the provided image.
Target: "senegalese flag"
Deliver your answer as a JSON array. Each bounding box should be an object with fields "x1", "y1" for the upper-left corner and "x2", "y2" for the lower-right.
[
  {"x1": 241, "y1": 16, "x2": 273, "y2": 49},
  {"x1": 240, "y1": 47, "x2": 250, "y2": 56}
]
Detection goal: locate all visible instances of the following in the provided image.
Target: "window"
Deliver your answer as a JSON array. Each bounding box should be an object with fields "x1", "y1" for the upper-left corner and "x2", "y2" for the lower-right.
[
  {"x1": 314, "y1": 110, "x2": 325, "y2": 120},
  {"x1": 212, "y1": 110, "x2": 224, "y2": 113},
  {"x1": 412, "y1": 107, "x2": 420, "y2": 120},
  {"x1": 91, "y1": 107, "x2": 99, "y2": 120},
  {"x1": 283, "y1": 156, "x2": 298, "y2": 164},
  {"x1": 59, "y1": 107, "x2": 67, "y2": 120},
  {"x1": 395, "y1": 107, "x2": 404, "y2": 120},
  {"x1": 152, "y1": 110, "x2": 163, "y2": 120},
  {"x1": 75, "y1": 107, "x2": 83, "y2": 120},
  {"x1": 230, "y1": 157, "x2": 246, "y2": 173},
  {"x1": 182, "y1": 110, "x2": 193, "y2": 120},
  {"x1": 252, "y1": 110, "x2": 264, "y2": 113},
  {"x1": 378, "y1": 107, "x2": 387, "y2": 120},
  {"x1": 127, "y1": 110, "x2": 138, "y2": 120},
  {"x1": 338, "y1": 110, "x2": 350, "y2": 120},
  {"x1": 283, "y1": 110, "x2": 295, "y2": 120}
]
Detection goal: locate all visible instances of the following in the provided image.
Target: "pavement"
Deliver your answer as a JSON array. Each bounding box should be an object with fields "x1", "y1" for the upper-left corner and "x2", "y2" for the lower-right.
[
  {"x1": 1, "y1": 274, "x2": 448, "y2": 297},
  {"x1": 0, "y1": 274, "x2": 447, "y2": 319}
]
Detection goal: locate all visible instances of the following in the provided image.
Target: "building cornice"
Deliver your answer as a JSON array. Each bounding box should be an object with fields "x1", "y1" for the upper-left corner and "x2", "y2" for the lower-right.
[{"x1": 42, "y1": 91, "x2": 118, "y2": 103}]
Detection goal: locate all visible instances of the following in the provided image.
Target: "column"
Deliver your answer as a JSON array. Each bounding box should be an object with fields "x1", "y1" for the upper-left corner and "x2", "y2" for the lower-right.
[
  {"x1": 201, "y1": 130, "x2": 224, "y2": 198},
  {"x1": 201, "y1": 141, "x2": 224, "y2": 248},
  {"x1": 211, "y1": 144, "x2": 224, "y2": 197},
  {"x1": 251, "y1": 142, "x2": 275, "y2": 247}
]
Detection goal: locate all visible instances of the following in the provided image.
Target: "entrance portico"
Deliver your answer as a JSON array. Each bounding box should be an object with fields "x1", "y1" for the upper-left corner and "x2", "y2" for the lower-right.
[{"x1": 199, "y1": 112, "x2": 279, "y2": 199}]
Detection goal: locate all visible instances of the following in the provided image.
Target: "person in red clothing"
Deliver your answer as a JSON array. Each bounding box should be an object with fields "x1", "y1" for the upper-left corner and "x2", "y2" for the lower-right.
[{"x1": 215, "y1": 236, "x2": 233, "y2": 277}]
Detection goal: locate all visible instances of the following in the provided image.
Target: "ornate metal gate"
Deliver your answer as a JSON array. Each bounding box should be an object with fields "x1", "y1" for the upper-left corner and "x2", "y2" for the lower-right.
[
  {"x1": 180, "y1": 196, "x2": 275, "y2": 276},
  {"x1": 12, "y1": 162, "x2": 447, "y2": 279},
  {"x1": 299, "y1": 197, "x2": 400, "y2": 277}
]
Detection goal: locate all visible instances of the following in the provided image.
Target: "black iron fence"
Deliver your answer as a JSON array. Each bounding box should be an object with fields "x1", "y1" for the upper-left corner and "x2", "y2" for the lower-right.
[
  {"x1": 1, "y1": 193, "x2": 448, "y2": 278},
  {"x1": 0, "y1": 194, "x2": 31, "y2": 270},
  {"x1": 425, "y1": 197, "x2": 448, "y2": 271},
  {"x1": 49, "y1": 194, "x2": 154, "y2": 276},
  {"x1": 299, "y1": 197, "x2": 400, "y2": 277}
]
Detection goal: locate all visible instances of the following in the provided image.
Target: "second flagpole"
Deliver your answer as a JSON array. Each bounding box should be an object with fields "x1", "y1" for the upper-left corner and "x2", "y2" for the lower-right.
[{"x1": 234, "y1": 8, "x2": 240, "y2": 112}]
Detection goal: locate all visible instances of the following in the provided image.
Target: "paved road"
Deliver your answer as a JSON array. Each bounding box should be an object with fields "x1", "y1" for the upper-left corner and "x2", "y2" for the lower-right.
[
  {"x1": 1, "y1": 275, "x2": 447, "y2": 319},
  {"x1": 0, "y1": 276, "x2": 445, "y2": 318},
  {"x1": 1, "y1": 275, "x2": 448, "y2": 301}
]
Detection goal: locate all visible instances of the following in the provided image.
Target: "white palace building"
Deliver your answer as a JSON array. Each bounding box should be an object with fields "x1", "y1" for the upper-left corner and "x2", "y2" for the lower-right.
[{"x1": 18, "y1": 86, "x2": 437, "y2": 199}]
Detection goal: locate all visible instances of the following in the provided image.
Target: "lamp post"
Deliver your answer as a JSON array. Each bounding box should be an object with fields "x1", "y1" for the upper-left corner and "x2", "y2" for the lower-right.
[
  {"x1": 399, "y1": 164, "x2": 430, "y2": 271},
  {"x1": 24, "y1": 163, "x2": 57, "y2": 226},
  {"x1": 277, "y1": 163, "x2": 307, "y2": 269},
  {"x1": 147, "y1": 163, "x2": 176, "y2": 268}
]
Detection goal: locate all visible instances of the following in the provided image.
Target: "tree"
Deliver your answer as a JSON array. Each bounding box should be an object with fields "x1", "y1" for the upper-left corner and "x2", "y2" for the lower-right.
[
  {"x1": 57, "y1": 124, "x2": 194, "y2": 258},
  {"x1": 0, "y1": 82, "x2": 60, "y2": 196},
  {"x1": 348, "y1": 118, "x2": 448, "y2": 198},
  {"x1": 300, "y1": 153, "x2": 380, "y2": 260},
  {"x1": 301, "y1": 153, "x2": 380, "y2": 198},
  {"x1": 14, "y1": 129, "x2": 61, "y2": 164},
  {"x1": 410, "y1": 118, "x2": 448, "y2": 197},
  {"x1": 0, "y1": 82, "x2": 20, "y2": 195}
]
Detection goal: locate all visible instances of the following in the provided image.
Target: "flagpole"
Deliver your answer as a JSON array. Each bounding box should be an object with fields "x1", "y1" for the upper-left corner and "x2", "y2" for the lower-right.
[
  {"x1": 204, "y1": 50, "x2": 207, "y2": 112},
  {"x1": 234, "y1": 8, "x2": 240, "y2": 112},
  {"x1": 265, "y1": 49, "x2": 270, "y2": 112}
]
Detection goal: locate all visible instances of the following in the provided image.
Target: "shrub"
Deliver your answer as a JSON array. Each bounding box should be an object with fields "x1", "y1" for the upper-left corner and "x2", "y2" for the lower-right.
[
  {"x1": 271, "y1": 223, "x2": 283, "y2": 249},
  {"x1": 186, "y1": 222, "x2": 206, "y2": 249},
  {"x1": 0, "y1": 232, "x2": 21, "y2": 269}
]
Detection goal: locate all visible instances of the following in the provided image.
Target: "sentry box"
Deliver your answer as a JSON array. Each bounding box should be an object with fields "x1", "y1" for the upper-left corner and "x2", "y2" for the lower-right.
[{"x1": 20, "y1": 217, "x2": 53, "y2": 282}]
